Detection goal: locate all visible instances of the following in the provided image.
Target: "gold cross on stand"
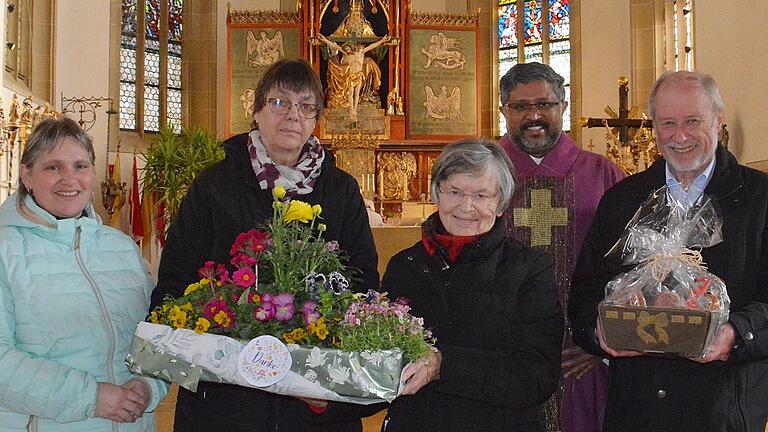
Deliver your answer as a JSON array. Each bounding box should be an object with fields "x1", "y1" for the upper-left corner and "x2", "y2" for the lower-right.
[
  {"x1": 581, "y1": 76, "x2": 651, "y2": 146},
  {"x1": 580, "y1": 77, "x2": 656, "y2": 174},
  {"x1": 513, "y1": 189, "x2": 568, "y2": 247}
]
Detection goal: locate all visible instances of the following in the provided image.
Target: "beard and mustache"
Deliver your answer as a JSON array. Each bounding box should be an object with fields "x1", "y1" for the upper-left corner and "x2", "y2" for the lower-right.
[{"x1": 509, "y1": 120, "x2": 562, "y2": 158}]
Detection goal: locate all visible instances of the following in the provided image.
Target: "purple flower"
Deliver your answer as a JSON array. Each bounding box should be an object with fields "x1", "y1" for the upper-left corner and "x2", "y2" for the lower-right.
[
  {"x1": 253, "y1": 302, "x2": 276, "y2": 321},
  {"x1": 326, "y1": 272, "x2": 349, "y2": 294},
  {"x1": 273, "y1": 293, "x2": 296, "y2": 321},
  {"x1": 301, "y1": 301, "x2": 321, "y2": 325}
]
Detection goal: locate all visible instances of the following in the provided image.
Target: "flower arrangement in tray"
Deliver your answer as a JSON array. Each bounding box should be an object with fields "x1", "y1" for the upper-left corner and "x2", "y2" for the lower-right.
[{"x1": 148, "y1": 186, "x2": 433, "y2": 363}]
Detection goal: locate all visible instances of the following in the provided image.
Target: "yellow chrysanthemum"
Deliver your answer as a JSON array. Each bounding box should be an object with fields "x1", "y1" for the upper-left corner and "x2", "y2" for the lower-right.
[
  {"x1": 312, "y1": 204, "x2": 322, "y2": 216},
  {"x1": 283, "y1": 200, "x2": 314, "y2": 224},
  {"x1": 149, "y1": 311, "x2": 160, "y2": 324},
  {"x1": 194, "y1": 318, "x2": 211, "y2": 334},
  {"x1": 273, "y1": 185, "x2": 286, "y2": 200}
]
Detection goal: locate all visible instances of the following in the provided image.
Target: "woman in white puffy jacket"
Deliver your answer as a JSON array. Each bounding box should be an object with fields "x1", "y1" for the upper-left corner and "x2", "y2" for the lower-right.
[{"x1": 0, "y1": 117, "x2": 167, "y2": 431}]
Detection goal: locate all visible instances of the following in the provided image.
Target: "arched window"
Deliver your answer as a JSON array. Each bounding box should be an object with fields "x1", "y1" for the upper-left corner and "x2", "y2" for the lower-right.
[
  {"x1": 497, "y1": 0, "x2": 570, "y2": 135},
  {"x1": 120, "y1": 0, "x2": 183, "y2": 133}
]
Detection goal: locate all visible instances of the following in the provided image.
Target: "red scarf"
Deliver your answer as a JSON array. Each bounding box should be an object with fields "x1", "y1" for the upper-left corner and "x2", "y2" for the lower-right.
[{"x1": 422, "y1": 223, "x2": 479, "y2": 263}]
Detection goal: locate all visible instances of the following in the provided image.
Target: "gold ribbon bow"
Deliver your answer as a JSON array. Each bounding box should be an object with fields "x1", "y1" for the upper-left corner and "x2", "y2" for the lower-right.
[
  {"x1": 646, "y1": 248, "x2": 706, "y2": 282},
  {"x1": 636, "y1": 311, "x2": 669, "y2": 345}
]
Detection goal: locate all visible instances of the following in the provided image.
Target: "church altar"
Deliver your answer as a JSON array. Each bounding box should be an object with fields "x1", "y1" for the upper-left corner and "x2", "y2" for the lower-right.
[{"x1": 226, "y1": 1, "x2": 480, "y2": 218}]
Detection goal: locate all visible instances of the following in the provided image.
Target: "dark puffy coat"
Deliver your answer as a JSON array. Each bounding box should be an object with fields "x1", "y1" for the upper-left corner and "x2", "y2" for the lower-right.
[
  {"x1": 381, "y1": 215, "x2": 563, "y2": 432},
  {"x1": 570, "y1": 145, "x2": 768, "y2": 432},
  {"x1": 152, "y1": 133, "x2": 382, "y2": 432}
]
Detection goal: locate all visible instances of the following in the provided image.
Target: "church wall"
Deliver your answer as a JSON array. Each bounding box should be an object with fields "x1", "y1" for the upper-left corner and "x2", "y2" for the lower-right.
[
  {"x1": 577, "y1": 1, "x2": 632, "y2": 158},
  {"x1": 53, "y1": 0, "x2": 113, "y2": 223},
  {"x1": 215, "y1": 0, "x2": 281, "y2": 140},
  {"x1": 695, "y1": 3, "x2": 768, "y2": 165}
]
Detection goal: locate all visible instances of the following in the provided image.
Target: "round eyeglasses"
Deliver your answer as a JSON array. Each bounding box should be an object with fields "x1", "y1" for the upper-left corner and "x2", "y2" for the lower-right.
[
  {"x1": 266, "y1": 97, "x2": 319, "y2": 119},
  {"x1": 438, "y1": 186, "x2": 498, "y2": 207}
]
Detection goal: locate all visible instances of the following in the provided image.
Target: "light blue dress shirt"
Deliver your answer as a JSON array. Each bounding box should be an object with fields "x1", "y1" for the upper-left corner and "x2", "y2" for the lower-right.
[{"x1": 665, "y1": 157, "x2": 716, "y2": 209}]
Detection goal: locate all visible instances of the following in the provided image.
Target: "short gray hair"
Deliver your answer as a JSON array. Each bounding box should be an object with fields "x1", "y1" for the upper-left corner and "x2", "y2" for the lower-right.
[
  {"x1": 648, "y1": 70, "x2": 725, "y2": 119},
  {"x1": 430, "y1": 139, "x2": 516, "y2": 214},
  {"x1": 500, "y1": 62, "x2": 566, "y2": 105},
  {"x1": 19, "y1": 117, "x2": 94, "y2": 199}
]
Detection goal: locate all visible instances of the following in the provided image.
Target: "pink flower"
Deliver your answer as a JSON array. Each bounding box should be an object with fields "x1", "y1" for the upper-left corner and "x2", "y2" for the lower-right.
[
  {"x1": 326, "y1": 240, "x2": 340, "y2": 252},
  {"x1": 232, "y1": 267, "x2": 257, "y2": 287},
  {"x1": 301, "y1": 301, "x2": 320, "y2": 325},
  {"x1": 273, "y1": 293, "x2": 295, "y2": 321},
  {"x1": 231, "y1": 253, "x2": 258, "y2": 268},
  {"x1": 198, "y1": 261, "x2": 216, "y2": 279},
  {"x1": 203, "y1": 298, "x2": 235, "y2": 329},
  {"x1": 253, "y1": 302, "x2": 276, "y2": 321},
  {"x1": 230, "y1": 229, "x2": 271, "y2": 258},
  {"x1": 216, "y1": 265, "x2": 231, "y2": 284}
]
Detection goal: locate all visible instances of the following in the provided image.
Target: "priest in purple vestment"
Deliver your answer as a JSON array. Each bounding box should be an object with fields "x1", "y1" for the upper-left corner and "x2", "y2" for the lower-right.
[{"x1": 499, "y1": 62, "x2": 625, "y2": 432}]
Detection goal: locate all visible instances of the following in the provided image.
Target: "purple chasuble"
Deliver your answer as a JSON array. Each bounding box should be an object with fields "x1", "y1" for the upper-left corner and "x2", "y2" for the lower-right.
[{"x1": 500, "y1": 132, "x2": 625, "y2": 432}]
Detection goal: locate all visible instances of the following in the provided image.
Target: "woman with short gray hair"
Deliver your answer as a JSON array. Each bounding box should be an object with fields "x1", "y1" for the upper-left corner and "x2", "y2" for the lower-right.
[{"x1": 381, "y1": 138, "x2": 564, "y2": 432}]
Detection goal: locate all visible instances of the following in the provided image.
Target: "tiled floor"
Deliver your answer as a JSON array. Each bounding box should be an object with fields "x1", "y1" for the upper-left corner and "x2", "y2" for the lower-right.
[{"x1": 156, "y1": 385, "x2": 387, "y2": 432}]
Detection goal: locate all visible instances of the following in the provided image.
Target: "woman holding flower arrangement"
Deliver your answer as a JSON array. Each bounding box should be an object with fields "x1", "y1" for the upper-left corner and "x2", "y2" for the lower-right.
[
  {"x1": 0, "y1": 118, "x2": 168, "y2": 431},
  {"x1": 381, "y1": 139, "x2": 564, "y2": 432},
  {"x1": 152, "y1": 59, "x2": 381, "y2": 432}
]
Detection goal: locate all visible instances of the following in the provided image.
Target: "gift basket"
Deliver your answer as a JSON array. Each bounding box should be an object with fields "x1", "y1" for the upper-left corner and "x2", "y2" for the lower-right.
[
  {"x1": 127, "y1": 187, "x2": 434, "y2": 404},
  {"x1": 597, "y1": 185, "x2": 730, "y2": 357}
]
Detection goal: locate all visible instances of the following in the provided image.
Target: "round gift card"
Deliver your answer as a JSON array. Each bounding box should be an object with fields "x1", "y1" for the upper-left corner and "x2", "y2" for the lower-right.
[{"x1": 238, "y1": 335, "x2": 292, "y2": 387}]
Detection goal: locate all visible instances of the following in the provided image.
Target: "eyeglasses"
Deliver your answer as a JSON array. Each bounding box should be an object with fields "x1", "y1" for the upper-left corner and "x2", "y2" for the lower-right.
[
  {"x1": 266, "y1": 97, "x2": 319, "y2": 119},
  {"x1": 438, "y1": 186, "x2": 498, "y2": 207},
  {"x1": 502, "y1": 101, "x2": 561, "y2": 115}
]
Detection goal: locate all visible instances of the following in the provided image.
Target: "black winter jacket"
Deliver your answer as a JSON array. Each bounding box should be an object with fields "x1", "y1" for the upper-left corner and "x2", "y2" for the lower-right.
[
  {"x1": 152, "y1": 133, "x2": 382, "y2": 432},
  {"x1": 570, "y1": 145, "x2": 768, "y2": 432},
  {"x1": 381, "y1": 215, "x2": 563, "y2": 432}
]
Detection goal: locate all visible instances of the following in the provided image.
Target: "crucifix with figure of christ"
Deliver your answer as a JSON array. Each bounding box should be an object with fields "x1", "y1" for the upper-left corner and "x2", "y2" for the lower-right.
[{"x1": 580, "y1": 76, "x2": 656, "y2": 174}]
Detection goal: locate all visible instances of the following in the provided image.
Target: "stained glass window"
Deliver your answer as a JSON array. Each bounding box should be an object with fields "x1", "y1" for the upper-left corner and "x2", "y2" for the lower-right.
[
  {"x1": 120, "y1": 0, "x2": 138, "y2": 129},
  {"x1": 167, "y1": 0, "x2": 183, "y2": 133},
  {"x1": 497, "y1": 0, "x2": 571, "y2": 134},
  {"x1": 145, "y1": 0, "x2": 160, "y2": 41},
  {"x1": 499, "y1": 3, "x2": 517, "y2": 49},
  {"x1": 523, "y1": 1, "x2": 542, "y2": 44},
  {"x1": 119, "y1": 0, "x2": 183, "y2": 133}
]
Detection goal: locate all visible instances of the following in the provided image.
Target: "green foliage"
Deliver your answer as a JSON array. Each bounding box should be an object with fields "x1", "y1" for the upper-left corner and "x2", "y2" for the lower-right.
[{"x1": 140, "y1": 126, "x2": 224, "y2": 229}]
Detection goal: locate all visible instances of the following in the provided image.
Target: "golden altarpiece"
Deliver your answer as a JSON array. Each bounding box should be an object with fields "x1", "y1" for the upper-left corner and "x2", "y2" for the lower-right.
[
  {"x1": 227, "y1": 1, "x2": 480, "y2": 221},
  {"x1": 0, "y1": 95, "x2": 60, "y2": 204}
]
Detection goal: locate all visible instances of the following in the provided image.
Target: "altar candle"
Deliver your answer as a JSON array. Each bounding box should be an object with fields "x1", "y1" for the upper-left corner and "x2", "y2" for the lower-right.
[{"x1": 378, "y1": 170, "x2": 384, "y2": 200}]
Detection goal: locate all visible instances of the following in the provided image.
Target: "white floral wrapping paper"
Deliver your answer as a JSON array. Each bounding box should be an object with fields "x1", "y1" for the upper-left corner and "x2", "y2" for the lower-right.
[{"x1": 126, "y1": 322, "x2": 406, "y2": 404}]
